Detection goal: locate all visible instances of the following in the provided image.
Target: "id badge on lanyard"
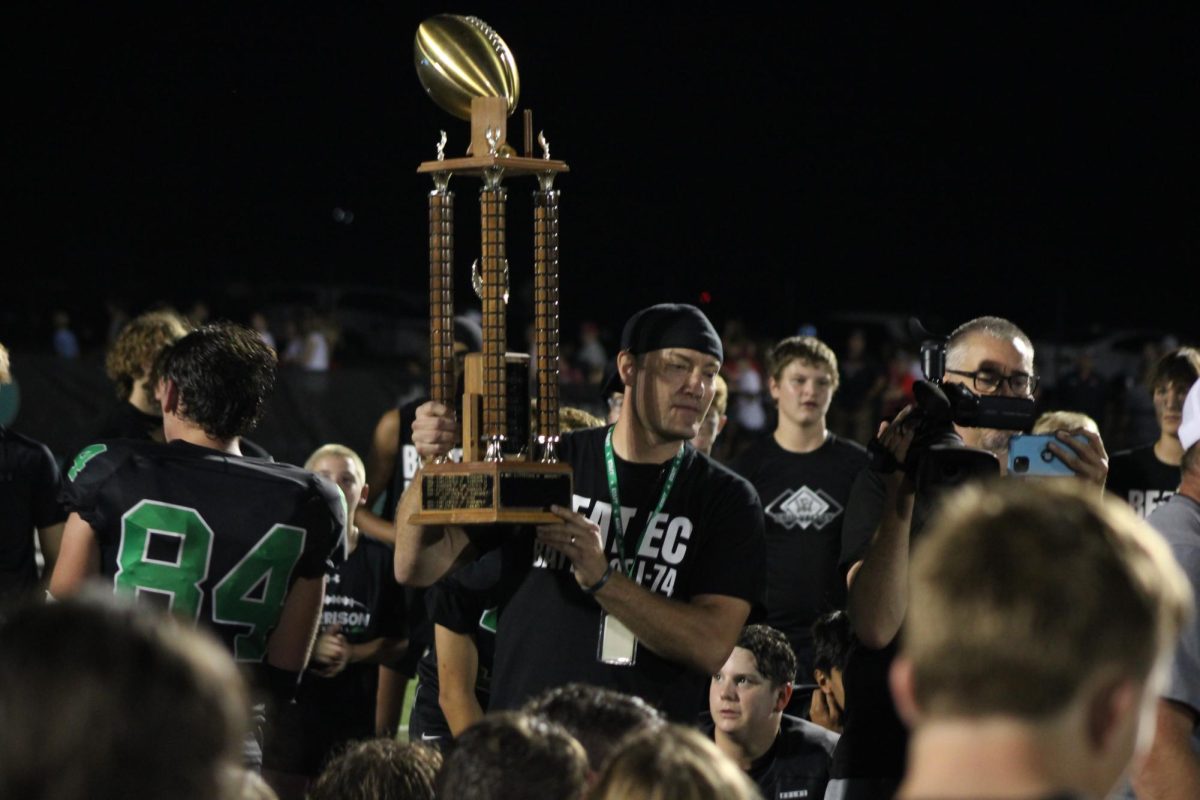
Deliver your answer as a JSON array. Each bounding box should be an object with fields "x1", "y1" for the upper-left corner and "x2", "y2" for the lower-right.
[
  {"x1": 597, "y1": 611, "x2": 638, "y2": 665},
  {"x1": 597, "y1": 428, "x2": 683, "y2": 667}
]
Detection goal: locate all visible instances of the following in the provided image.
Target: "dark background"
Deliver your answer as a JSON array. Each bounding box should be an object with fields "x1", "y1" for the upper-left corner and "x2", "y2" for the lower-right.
[{"x1": 7, "y1": 2, "x2": 1198, "y2": 348}]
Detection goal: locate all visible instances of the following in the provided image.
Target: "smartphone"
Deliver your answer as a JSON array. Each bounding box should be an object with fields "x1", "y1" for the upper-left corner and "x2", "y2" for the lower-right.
[{"x1": 1007, "y1": 433, "x2": 1088, "y2": 477}]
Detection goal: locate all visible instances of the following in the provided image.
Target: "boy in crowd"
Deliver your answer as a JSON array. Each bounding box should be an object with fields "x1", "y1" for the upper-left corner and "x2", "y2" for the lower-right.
[
  {"x1": 892, "y1": 480, "x2": 1190, "y2": 799},
  {"x1": 707, "y1": 624, "x2": 838, "y2": 800},
  {"x1": 1108, "y1": 348, "x2": 1200, "y2": 517},
  {"x1": 731, "y1": 336, "x2": 867, "y2": 677},
  {"x1": 264, "y1": 444, "x2": 407, "y2": 794}
]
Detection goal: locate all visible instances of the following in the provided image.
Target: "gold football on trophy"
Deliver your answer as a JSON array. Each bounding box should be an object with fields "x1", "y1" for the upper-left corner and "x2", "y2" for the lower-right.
[{"x1": 414, "y1": 14, "x2": 520, "y2": 121}]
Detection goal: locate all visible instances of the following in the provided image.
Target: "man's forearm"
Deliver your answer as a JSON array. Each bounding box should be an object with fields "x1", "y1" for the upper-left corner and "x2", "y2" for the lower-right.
[
  {"x1": 393, "y1": 477, "x2": 472, "y2": 586},
  {"x1": 436, "y1": 625, "x2": 485, "y2": 736},
  {"x1": 847, "y1": 475, "x2": 914, "y2": 649},
  {"x1": 593, "y1": 573, "x2": 749, "y2": 675},
  {"x1": 1133, "y1": 699, "x2": 1200, "y2": 800}
]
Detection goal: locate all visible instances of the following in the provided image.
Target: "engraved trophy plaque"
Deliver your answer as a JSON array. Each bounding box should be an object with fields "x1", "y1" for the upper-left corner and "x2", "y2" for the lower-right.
[{"x1": 410, "y1": 14, "x2": 573, "y2": 525}]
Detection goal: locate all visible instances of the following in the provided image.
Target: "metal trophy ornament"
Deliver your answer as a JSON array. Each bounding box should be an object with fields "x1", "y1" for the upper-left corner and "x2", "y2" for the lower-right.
[{"x1": 410, "y1": 14, "x2": 573, "y2": 525}]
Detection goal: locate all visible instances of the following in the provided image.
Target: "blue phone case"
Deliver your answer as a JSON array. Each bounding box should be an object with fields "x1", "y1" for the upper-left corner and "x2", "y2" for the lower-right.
[{"x1": 1007, "y1": 433, "x2": 1087, "y2": 477}]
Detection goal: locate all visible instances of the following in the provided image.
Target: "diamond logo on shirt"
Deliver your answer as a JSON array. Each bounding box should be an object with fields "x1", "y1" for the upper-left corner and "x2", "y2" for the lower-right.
[{"x1": 764, "y1": 486, "x2": 844, "y2": 531}]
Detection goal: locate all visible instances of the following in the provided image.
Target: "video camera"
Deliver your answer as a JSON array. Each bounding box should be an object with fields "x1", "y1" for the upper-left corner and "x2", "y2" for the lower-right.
[{"x1": 868, "y1": 320, "x2": 1038, "y2": 499}]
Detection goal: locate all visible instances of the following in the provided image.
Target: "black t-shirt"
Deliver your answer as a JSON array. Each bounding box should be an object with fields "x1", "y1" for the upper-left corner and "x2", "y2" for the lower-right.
[
  {"x1": 383, "y1": 397, "x2": 455, "y2": 677},
  {"x1": 731, "y1": 434, "x2": 867, "y2": 673},
  {"x1": 701, "y1": 713, "x2": 838, "y2": 800},
  {"x1": 383, "y1": 399, "x2": 425, "y2": 518},
  {"x1": 832, "y1": 641, "x2": 907, "y2": 784},
  {"x1": 265, "y1": 536, "x2": 405, "y2": 773},
  {"x1": 306, "y1": 537, "x2": 406, "y2": 717},
  {"x1": 1107, "y1": 444, "x2": 1180, "y2": 519},
  {"x1": 61, "y1": 439, "x2": 344, "y2": 661},
  {"x1": 487, "y1": 425, "x2": 766, "y2": 722},
  {"x1": 0, "y1": 427, "x2": 67, "y2": 602},
  {"x1": 835, "y1": 470, "x2": 909, "y2": 788},
  {"x1": 412, "y1": 551, "x2": 505, "y2": 740}
]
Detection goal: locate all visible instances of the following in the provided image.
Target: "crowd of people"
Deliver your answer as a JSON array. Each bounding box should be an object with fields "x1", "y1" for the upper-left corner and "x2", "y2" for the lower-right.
[{"x1": 1, "y1": 301, "x2": 1199, "y2": 800}]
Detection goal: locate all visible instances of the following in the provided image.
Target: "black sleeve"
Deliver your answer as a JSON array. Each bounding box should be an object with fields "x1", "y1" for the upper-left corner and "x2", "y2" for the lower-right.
[
  {"x1": 294, "y1": 477, "x2": 347, "y2": 579},
  {"x1": 30, "y1": 441, "x2": 67, "y2": 528},
  {"x1": 840, "y1": 468, "x2": 886, "y2": 567},
  {"x1": 425, "y1": 548, "x2": 507, "y2": 634},
  {"x1": 684, "y1": 471, "x2": 767, "y2": 605},
  {"x1": 59, "y1": 442, "x2": 123, "y2": 532}
]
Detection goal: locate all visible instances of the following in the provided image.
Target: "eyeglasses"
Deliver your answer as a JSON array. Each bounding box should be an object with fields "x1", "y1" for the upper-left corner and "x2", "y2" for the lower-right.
[{"x1": 945, "y1": 368, "x2": 1038, "y2": 396}]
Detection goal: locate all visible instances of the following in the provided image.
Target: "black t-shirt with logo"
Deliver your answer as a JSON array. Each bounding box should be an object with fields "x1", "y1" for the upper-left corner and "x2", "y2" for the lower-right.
[
  {"x1": 487, "y1": 425, "x2": 766, "y2": 722},
  {"x1": 305, "y1": 537, "x2": 406, "y2": 724},
  {"x1": 61, "y1": 439, "x2": 344, "y2": 662},
  {"x1": 0, "y1": 426, "x2": 67, "y2": 602},
  {"x1": 731, "y1": 434, "x2": 867, "y2": 674},
  {"x1": 701, "y1": 712, "x2": 838, "y2": 800},
  {"x1": 1107, "y1": 444, "x2": 1180, "y2": 519},
  {"x1": 265, "y1": 536, "x2": 405, "y2": 774}
]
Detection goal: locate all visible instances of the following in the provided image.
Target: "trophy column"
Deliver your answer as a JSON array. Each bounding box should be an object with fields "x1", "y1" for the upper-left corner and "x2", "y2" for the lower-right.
[
  {"x1": 480, "y1": 174, "x2": 508, "y2": 462},
  {"x1": 533, "y1": 177, "x2": 561, "y2": 462},
  {"x1": 428, "y1": 176, "x2": 455, "y2": 419}
]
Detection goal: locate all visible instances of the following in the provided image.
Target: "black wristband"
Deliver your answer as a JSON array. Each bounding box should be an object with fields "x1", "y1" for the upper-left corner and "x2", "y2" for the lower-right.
[{"x1": 582, "y1": 562, "x2": 616, "y2": 595}]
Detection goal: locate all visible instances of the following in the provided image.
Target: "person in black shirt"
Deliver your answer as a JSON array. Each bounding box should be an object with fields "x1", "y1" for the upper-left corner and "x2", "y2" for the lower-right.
[
  {"x1": 809, "y1": 610, "x2": 856, "y2": 734},
  {"x1": 362, "y1": 316, "x2": 482, "y2": 724},
  {"x1": 0, "y1": 342, "x2": 67, "y2": 604},
  {"x1": 95, "y1": 310, "x2": 189, "y2": 443},
  {"x1": 263, "y1": 444, "x2": 406, "y2": 790},
  {"x1": 842, "y1": 316, "x2": 1110, "y2": 798},
  {"x1": 706, "y1": 624, "x2": 837, "y2": 800},
  {"x1": 408, "y1": 552, "x2": 501, "y2": 747},
  {"x1": 731, "y1": 335, "x2": 867, "y2": 678},
  {"x1": 395, "y1": 303, "x2": 766, "y2": 721},
  {"x1": 1108, "y1": 347, "x2": 1200, "y2": 518},
  {"x1": 51, "y1": 324, "x2": 345, "y2": 767}
]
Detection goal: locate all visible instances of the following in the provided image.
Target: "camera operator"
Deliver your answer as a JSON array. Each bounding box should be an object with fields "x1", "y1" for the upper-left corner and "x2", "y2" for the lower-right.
[{"x1": 831, "y1": 316, "x2": 1109, "y2": 799}]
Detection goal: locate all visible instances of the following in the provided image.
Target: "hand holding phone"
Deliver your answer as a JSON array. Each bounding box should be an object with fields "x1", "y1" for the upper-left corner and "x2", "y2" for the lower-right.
[{"x1": 1007, "y1": 433, "x2": 1090, "y2": 477}]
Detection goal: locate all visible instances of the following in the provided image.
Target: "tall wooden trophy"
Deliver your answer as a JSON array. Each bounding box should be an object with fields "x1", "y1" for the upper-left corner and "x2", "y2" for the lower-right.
[{"x1": 409, "y1": 14, "x2": 573, "y2": 525}]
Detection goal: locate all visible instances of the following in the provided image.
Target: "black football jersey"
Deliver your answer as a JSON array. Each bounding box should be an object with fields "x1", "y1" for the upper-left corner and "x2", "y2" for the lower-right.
[
  {"x1": 0, "y1": 426, "x2": 67, "y2": 601},
  {"x1": 61, "y1": 439, "x2": 345, "y2": 662}
]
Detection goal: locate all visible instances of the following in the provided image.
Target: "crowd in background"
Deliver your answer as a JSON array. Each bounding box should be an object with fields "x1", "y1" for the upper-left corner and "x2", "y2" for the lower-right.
[{"x1": 1, "y1": 298, "x2": 1198, "y2": 800}]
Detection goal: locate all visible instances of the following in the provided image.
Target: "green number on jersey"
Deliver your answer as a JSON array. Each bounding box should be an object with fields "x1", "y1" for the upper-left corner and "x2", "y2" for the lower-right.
[
  {"x1": 116, "y1": 501, "x2": 213, "y2": 620},
  {"x1": 213, "y1": 524, "x2": 306, "y2": 661},
  {"x1": 68, "y1": 443, "x2": 108, "y2": 482},
  {"x1": 115, "y1": 501, "x2": 308, "y2": 661}
]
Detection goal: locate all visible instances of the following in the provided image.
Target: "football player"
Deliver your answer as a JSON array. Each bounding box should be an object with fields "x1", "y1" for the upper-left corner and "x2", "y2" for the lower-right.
[{"x1": 50, "y1": 324, "x2": 345, "y2": 765}]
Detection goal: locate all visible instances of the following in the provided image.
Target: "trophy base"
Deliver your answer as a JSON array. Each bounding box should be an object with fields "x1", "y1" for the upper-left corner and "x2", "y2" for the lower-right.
[{"x1": 409, "y1": 460, "x2": 574, "y2": 526}]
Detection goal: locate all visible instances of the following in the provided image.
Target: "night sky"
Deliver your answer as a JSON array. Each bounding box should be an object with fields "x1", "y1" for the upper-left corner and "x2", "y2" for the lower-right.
[{"x1": 9, "y1": 3, "x2": 1198, "y2": 346}]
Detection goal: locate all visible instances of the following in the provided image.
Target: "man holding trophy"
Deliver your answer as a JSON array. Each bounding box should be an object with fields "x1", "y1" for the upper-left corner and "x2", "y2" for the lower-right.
[
  {"x1": 395, "y1": 303, "x2": 766, "y2": 722},
  {"x1": 395, "y1": 16, "x2": 764, "y2": 721}
]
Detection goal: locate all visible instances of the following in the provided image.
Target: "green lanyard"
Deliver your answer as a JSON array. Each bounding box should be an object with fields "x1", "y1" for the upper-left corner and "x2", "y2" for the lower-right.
[{"x1": 603, "y1": 426, "x2": 684, "y2": 578}]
